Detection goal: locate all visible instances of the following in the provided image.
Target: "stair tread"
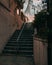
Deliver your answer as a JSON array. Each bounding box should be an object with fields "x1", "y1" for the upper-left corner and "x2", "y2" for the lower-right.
[
  {"x1": 3, "y1": 49, "x2": 17, "y2": 51},
  {"x1": 8, "y1": 40, "x2": 33, "y2": 42},
  {"x1": 18, "y1": 54, "x2": 33, "y2": 57},
  {"x1": 5, "y1": 46, "x2": 33, "y2": 48},
  {"x1": 7, "y1": 43, "x2": 33, "y2": 45},
  {"x1": 19, "y1": 50, "x2": 33, "y2": 52},
  {"x1": 18, "y1": 39, "x2": 33, "y2": 41}
]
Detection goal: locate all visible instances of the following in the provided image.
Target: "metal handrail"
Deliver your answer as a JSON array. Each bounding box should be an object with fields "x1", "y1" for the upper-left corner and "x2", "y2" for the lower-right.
[
  {"x1": 0, "y1": 2, "x2": 10, "y2": 12},
  {"x1": 17, "y1": 22, "x2": 26, "y2": 42}
]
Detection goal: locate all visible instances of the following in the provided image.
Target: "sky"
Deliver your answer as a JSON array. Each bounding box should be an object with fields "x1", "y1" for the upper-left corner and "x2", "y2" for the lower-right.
[{"x1": 22, "y1": 0, "x2": 47, "y2": 22}]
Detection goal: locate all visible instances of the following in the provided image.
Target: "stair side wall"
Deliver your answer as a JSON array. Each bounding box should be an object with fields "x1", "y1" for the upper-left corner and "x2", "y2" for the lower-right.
[
  {"x1": 33, "y1": 37, "x2": 48, "y2": 65},
  {"x1": 0, "y1": 2, "x2": 17, "y2": 53},
  {"x1": 0, "y1": 0, "x2": 10, "y2": 10}
]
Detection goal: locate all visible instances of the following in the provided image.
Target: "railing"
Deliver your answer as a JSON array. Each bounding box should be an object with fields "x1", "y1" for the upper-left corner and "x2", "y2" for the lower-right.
[
  {"x1": 0, "y1": 2, "x2": 10, "y2": 12},
  {"x1": 17, "y1": 22, "x2": 26, "y2": 42},
  {"x1": 16, "y1": 22, "x2": 26, "y2": 50}
]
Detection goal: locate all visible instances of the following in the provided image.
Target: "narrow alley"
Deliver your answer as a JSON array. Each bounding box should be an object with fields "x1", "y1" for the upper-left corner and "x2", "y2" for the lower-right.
[{"x1": 0, "y1": 0, "x2": 52, "y2": 65}]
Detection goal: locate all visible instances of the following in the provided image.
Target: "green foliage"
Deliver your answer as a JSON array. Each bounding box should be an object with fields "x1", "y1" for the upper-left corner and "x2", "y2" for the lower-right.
[
  {"x1": 34, "y1": 11, "x2": 48, "y2": 39},
  {"x1": 14, "y1": 0, "x2": 23, "y2": 9}
]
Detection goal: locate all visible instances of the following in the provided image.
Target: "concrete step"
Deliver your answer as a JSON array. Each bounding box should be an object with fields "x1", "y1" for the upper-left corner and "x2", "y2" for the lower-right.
[
  {"x1": 19, "y1": 50, "x2": 33, "y2": 52},
  {"x1": 2, "y1": 23, "x2": 34, "y2": 57}
]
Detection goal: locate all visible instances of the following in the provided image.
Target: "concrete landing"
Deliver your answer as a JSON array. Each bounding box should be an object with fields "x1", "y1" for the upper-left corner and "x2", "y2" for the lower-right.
[{"x1": 0, "y1": 55, "x2": 34, "y2": 65}]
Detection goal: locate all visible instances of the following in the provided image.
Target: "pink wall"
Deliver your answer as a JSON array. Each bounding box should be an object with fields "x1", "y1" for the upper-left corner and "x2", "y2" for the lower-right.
[{"x1": 33, "y1": 37, "x2": 48, "y2": 65}]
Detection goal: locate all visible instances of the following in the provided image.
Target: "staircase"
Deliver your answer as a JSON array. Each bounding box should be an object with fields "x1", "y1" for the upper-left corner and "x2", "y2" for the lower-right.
[
  {"x1": 18, "y1": 23, "x2": 34, "y2": 57},
  {"x1": 2, "y1": 30, "x2": 20, "y2": 55},
  {"x1": 2, "y1": 23, "x2": 34, "y2": 57}
]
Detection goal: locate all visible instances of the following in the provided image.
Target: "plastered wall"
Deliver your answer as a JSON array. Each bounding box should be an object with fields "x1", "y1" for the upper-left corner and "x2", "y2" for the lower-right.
[
  {"x1": 33, "y1": 37, "x2": 48, "y2": 65},
  {"x1": 0, "y1": 5, "x2": 17, "y2": 53}
]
